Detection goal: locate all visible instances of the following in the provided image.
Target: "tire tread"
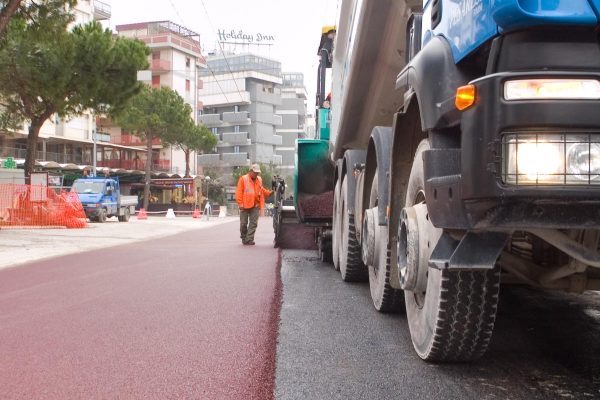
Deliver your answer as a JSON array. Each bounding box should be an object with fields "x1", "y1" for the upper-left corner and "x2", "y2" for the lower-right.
[
  {"x1": 342, "y1": 214, "x2": 368, "y2": 282},
  {"x1": 426, "y1": 267, "x2": 500, "y2": 361}
]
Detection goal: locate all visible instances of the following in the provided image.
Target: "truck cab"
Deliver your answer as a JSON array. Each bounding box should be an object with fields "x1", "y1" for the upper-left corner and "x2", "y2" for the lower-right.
[
  {"x1": 71, "y1": 178, "x2": 135, "y2": 223},
  {"x1": 322, "y1": 0, "x2": 600, "y2": 362}
]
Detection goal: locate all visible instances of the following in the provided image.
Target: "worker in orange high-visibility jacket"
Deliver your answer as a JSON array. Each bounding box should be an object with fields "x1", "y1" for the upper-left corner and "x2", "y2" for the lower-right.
[{"x1": 235, "y1": 164, "x2": 273, "y2": 245}]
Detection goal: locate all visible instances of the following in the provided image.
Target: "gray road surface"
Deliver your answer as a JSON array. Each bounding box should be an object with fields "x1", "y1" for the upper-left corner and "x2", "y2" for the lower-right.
[{"x1": 276, "y1": 250, "x2": 600, "y2": 400}]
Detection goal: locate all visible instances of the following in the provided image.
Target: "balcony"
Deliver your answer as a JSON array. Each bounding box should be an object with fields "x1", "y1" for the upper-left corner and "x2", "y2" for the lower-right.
[
  {"x1": 273, "y1": 115, "x2": 283, "y2": 126},
  {"x1": 197, "y1": 153, "x2": 249, "y2": 167},
  {"x1": 222, "y1": 152, "x2": 249, "y2": 167},
  {"x1": 111, "y1": 134, "x2": 162, "y2": 146},
  {"x1": 200, "y1": 91, "x2": 251, "y2": 107},
  {"x1": 222, "y1": 111, "x2": 251, "y2": 125},
  {"x1": 0, "y1": 147, "x2": 89, "y2": 164},
  {"x1": 221, "y1": 132, "x2": 250, "y2": 146},
  {"x1": 198, "y1": 114, "x2": 221, "y2": 126},
  {"x1": 197, "y1": 154, "x2": 220, "y2": 167},
  {"x1": 150, "y1": 59, "x2": 171, "y2": 74},
  {"x1": 93, "y1": 0, "x2": 111, "y2": 20},
  {"x1": 250, "y1": 88, "x2": 282, "y2": 106},
  {"x1": 97, "y1": 158, "x2": 170, "y2": 172},
  {"x1": 94, "y1": 132, "x2": 111, "y2": 143},
  {"x1": 272, "y1": 135, "x2": 283, "y2": 146},
  {"x1": 272, "y1": 155, "x2": 283, "y2": 165}
]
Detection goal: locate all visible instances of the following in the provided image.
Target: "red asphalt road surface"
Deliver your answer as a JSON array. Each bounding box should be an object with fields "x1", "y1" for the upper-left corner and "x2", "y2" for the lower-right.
[{"x1": 0, "y1": 218, "x2": 281, "y2": 399}]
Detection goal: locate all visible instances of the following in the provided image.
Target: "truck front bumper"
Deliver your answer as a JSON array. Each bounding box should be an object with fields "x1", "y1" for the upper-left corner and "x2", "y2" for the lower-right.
[
  {"x1": 83, "y1": 206, "x2": 100, "y2": 218},
  {"x1": 424, "y1": 71, "x2": 600, "y2": 230}
]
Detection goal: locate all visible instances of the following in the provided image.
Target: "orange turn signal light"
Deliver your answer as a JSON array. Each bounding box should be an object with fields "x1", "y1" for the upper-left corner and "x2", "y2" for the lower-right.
[{"x1": 455, "y1": 84, "x2": 476, "y2": 111}]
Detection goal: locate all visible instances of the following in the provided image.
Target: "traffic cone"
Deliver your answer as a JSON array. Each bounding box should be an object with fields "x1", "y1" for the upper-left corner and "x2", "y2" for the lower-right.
[
  {"x1": 137, "y1": 208, "x2": 148, "y2": 220},
  {"x1": 192, "y1": 208, "x2": 200, "y2": 219},
  {"x1": 165, "y1": 208, "x2": 176, "y2": 219}
]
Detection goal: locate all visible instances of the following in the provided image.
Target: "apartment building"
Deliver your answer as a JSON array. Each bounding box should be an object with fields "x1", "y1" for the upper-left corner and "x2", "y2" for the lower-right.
[
  {"x1": 0, "y1": 1, "x2": 161, "y2": 175},
  {"x1": 275, "y1": 72, "x2": 308, "y2": 185},
  {"x1": 114, "y1": 20, "x2": 206, "y2": 175},
  {"x1": 197, "y1": 53, "x2": 283, "y2": 184}
]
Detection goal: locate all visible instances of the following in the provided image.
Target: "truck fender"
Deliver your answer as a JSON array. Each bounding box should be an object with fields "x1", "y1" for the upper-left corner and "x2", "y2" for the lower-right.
[
  {"x1": 363, "y1": 126, "x2": 393, "y2": 226},
  {"x1": 388, "y1": 101, "x2": 427, "y2": 245},
  {"x1": 396, "y1": 35, "x2": 469, "y2": 131},
  {"x1": 340, "y1": 149, "x2": 366, "y2": 216}
]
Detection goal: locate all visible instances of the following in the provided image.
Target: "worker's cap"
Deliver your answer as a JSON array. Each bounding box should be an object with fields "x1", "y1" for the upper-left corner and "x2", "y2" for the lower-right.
[{"x1": 250, "y1": 164, "x2": 261, "y2": 173}]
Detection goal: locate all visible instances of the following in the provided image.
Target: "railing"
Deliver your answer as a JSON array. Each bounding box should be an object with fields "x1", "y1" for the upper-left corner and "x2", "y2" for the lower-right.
[
  {"x1": 110, "y1": 134, "x2": 162, "y2": 146},
  {"x1": 221, "y1": 132, "x2": 250, "y2": 145},
  {"x1": 197, "y1": 154, "x2": 220, "y2": 167},
  {"x1": 0, "y1": 147, "x2": 86, "y2": 164},
  {"x1": 93, "y1": 0, "x2": 111, "y2": 20},
  {"x1": 197, "y1": 153, "x2": 249, "y2": 167},
  {"x1": 150, "y1": 59, "x2": 171, "y2": 73},
  {"x1": 222, "y1": 152, "x2": 249, "y2": 166},
  {"x1": 222, "y1": 111, "x2": 251, "y2": 125},
  {"x1": 272, "y1": 155, "x2": 283, "y2": 165},
  {"x1": 97, "y1": 158, "x2": 170, "y2": 172},
  {"x1": 198, "y1": 114, "x2": 221, "y2": 126},
  {"x1": 1, "y1": 147, "x2": 26, "y2": 159},
  {"x1": 272, "y1": 135, "x2": 283, "y2": 146}
]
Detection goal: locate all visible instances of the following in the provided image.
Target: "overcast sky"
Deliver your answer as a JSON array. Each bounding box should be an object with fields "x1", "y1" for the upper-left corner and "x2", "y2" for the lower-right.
[{"x1": 107, "y1": 0, "x2": 339, "y2": 111}]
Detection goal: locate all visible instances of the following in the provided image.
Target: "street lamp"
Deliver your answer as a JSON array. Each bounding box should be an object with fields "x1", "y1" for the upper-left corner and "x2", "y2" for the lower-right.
[
  {"x1": 204, "y1": 176, "x2": 211, "y2": 220},
  {"x1": 204, "y1": 176, "x2": 211, "y2": 201}
]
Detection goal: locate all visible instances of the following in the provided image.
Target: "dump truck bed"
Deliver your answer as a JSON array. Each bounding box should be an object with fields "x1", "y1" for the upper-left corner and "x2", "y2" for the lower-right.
[{"x1": 330, "y1": 0, "x2": 418, "y2": 158}]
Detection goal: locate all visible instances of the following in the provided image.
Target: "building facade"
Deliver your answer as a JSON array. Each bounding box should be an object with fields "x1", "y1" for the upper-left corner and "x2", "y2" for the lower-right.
[
  {"x1": 0, "y1": 1, "x2": 148, "y2": 176},
  {"x1": 197, "y1": 53, "x2": 283, "y2": 184},
  {"x1": 275, "y1": 72, "x2": 308, "y2": 185},
  {"x1": 115, "y1": 20, "x2": 206, "y2": 175}
]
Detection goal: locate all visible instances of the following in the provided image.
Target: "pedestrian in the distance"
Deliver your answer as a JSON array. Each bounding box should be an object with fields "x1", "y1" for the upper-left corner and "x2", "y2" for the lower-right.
[{"x1": 235, "y1": 164, "x2": 272, "y2": 245}]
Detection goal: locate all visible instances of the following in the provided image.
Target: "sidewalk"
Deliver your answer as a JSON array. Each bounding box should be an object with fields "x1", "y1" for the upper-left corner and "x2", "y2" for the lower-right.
[{"x1": 0, "y1": 216, "x2": 237, "y2": 270}]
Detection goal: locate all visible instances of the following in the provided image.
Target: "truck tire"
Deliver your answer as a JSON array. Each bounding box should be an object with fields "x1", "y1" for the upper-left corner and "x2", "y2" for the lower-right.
[
  {"x1": 367, "y1": 171, "x2": 403, "y2": 312},
  {"x1": 339, "y1": 177, "x2": 367, "y2": 282},
  {"x1": 332, "y1": 179, "x2": 342, "y2": 270},
  {"x1": 118, "y1": 208, "x2": 130, "y2": 222},
  {"x1": 404, "y1": 140, "x2": 500, "y2": 361},
  {"x1": 98, "y1": 208, "x2": 107, "y2": 223}
]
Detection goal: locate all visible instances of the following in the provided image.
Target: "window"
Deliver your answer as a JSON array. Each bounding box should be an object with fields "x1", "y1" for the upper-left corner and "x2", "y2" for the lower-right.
[
  {"x1": 185, "y1": 79, "x2": 191, "y2": 92},
  {"x1": 234, "y1": 146, "x2": 240, "y2": 153},
  {"x1": 211, "y1": 128, "x2": 218, "y2": 134},
  {"x1": 234, "y1": 125, "x2": 240, "y2": 133},
  {"x1": 152, "y1": 51, "x2": 160, "y2": 60},
  {"x1": 186, "y1": 57, "x2": 191, "y2": 68}
]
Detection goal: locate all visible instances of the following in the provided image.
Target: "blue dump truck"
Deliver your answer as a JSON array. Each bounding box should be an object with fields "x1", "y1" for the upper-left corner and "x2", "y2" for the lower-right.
[
  {"x1": 275, "y1": 0, "x2": 600, "y2": 362},
  {"x1": 71, "y1": 178, "x2": 137, "y2": 223}
]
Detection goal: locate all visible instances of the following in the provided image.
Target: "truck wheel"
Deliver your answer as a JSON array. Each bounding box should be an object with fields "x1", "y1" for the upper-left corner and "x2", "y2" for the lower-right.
[
  {"x1": 367, "y1": 171, "x2": 403, "y2": 312},
  {"x1": 98, "y1": 208, "x2": 107, "y2": 223},
  {"x1": 339, "y1": 177, "x2": 367, "y2": 282},
  {"x1": 332, "y1": 179, "x2": 342, "y2": 270},
  {"x1": 404, "y1": 140, "x2": 500, "y2": 361},
  {"x1": 118, "y1": 208, "x2": 130, "y2": 222}
]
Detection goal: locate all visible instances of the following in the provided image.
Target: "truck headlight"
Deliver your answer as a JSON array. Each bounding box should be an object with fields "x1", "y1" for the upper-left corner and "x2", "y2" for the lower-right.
[
  {"x1": 504, "y1": 79, "x2": 600, "y2": 101},
  {"x1": 502, "y1": 133, "x2": 600, "y2": 185},
  {"x1": 567, "y1": 142, "x2": 600, "y2": 182}
]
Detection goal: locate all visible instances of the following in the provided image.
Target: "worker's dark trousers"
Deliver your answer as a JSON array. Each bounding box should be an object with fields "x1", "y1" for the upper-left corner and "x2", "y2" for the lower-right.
[{"x1": 239, "y1": 207, "x2": 260, "y2": 243}]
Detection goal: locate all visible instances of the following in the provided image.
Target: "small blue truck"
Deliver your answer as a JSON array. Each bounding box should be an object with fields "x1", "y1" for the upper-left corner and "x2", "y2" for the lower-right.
[{"x1": 71, "y1": 178, "x2": 137, "y2": 223}]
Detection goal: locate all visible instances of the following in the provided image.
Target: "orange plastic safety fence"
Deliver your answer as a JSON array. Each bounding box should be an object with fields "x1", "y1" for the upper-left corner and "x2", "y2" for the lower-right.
[{"x1": 0, "y1": 184, "x2": 87, "y2": 229}]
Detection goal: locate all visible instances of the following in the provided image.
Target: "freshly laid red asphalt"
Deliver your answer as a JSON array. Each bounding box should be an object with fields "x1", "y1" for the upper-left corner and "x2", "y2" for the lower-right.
[{"x1": 0, "y1": 219, "x2": 282, "y2": 399}]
